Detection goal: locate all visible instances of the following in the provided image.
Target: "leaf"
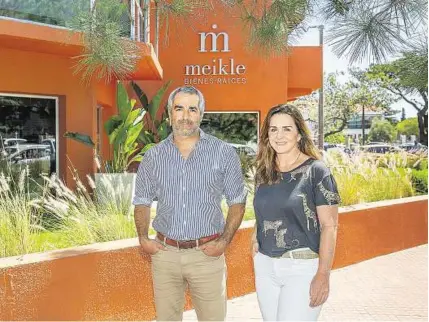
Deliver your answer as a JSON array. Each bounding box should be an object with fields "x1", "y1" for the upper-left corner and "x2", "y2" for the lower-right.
[
  {"x1": 141, "y1": 143, "x2": 156, "y2": 154},
  {"x1": 64, "y1": 132, "x2": 95, "y2": 148},
  {"x1": 117, "y1": 82, "x2": 132, "y2": 120},
  {"x1": 157, "y1": 120, "x2": 170, "y2": 140},
  {"x1": 138, "y1": 131, "x2": 155, "y2": 145},
  {"x1": 125, "y1": 123, "x2": 143, "y2": 148},
  {"x1": 124, "y1": 108, "x2": 142, "y2": 128},
  {"x1": 131, "y1": 81, "x2": 149, "y2": 110},
  {"x1": 104, "y1": 115, "x2": 122, "y2": 136},
  {"x1": 128, "y1": 154, "x2": 143, "y2": 165},
  {"x1": 112, "y1": 126, "x2": 127, "y2": 147},
  {"x1": 148, "y1": 80, "x2": 172, "y2": 121}
]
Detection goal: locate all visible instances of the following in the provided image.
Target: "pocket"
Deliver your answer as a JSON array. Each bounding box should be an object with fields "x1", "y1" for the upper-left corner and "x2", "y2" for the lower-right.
[{"x1": 199, "y1": 248, "x2": 222, "y2": 260}]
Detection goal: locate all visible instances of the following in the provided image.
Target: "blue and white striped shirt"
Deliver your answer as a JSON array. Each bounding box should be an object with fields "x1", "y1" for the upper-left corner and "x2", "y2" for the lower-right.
[{"x1": 132, "y1": 129, "x2": 247, "y2": 240}]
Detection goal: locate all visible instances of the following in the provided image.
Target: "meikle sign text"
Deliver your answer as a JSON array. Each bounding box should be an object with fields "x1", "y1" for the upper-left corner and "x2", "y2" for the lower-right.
[{"x1": 184, "y1": 24, "x2": 247, "y2": 85}]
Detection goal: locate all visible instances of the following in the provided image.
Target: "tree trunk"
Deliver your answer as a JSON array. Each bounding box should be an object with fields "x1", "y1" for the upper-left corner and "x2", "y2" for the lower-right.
[
  {"x1": 362, "y1": 106, "x2": 365, "y2": 145},
  {"x1": 417, "y1": 111, "x2": 428, "y2": 145}
]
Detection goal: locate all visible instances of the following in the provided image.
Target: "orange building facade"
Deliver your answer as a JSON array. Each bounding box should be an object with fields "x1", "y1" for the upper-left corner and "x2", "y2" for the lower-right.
[
  {"x1": 0, "y1": 1, "x2": 321, "y2": 184},
  {"x1": 140, "y1": 3, "x2": 322, "y2": 122}
]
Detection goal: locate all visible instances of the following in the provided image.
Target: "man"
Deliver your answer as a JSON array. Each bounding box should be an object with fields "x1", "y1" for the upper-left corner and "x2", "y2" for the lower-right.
[{"x1": 133, "y1": 86, "x2": 246, "y2": 321}]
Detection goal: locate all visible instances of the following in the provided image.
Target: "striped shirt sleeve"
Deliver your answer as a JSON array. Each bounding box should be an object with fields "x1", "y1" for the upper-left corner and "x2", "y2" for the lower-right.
[
  {"x1": 222, "y1": 144, "x2": 247, "y2": 206},
  {"x1": 132, "y1": 149, "x2": 156, "y2": 207}
]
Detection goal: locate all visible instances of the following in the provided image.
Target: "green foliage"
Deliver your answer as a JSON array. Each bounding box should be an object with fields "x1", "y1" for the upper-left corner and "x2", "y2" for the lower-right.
[
  {"x1": 324, "y1": 152, "x2": 414, "y2": 206},
  {"x1": 0, "y1": 0, "x2": 88, "y2": 26},
  {"x1": 396, "y1": 118, "x2": 419, "y2": 137},
  {"x1": 65, "y1": 82, "x2": 171, "y2": 172},
  {"x1": 70, "y1": 0, "x2": 141, "y2": 84},
  {"x1": 411, "y1": 169, "x2": 428, "y2": 194},
  {"x1": 0, "y1": 0, "x2": 141, "y2": 83},
  {"x1": 131, "y1": 81, "x2": 172, "y2": 146},
  {"x1": 293, "y1": 71, "x2": 395, "y2": 139},
  {"x1": 1, "y1": 150, "x2": 426, "y2": 258},
  {"x1": 325, "y1": 0, "x2": 427, "y2": 64},
  {"x1": 0, "y1": 168, "x2": 46, "y2": 258},
  {"x1": 325, "y1": 132, "x2": 345, "y2": 144},
  {"x1": 237, "y1": 152, "x2": 256, "y2": 194},
  {"x1": 365, "y1": 45, "x2": 428, "y2": 144},
  {"x1": 368, "y1": 118, "x2": 397, "y2": 143},
  {"x1": 63, "y1": 132, "x2": 95, "y2": 148},
  {"x1": 419, "y1": 158, "x2": 428, "y2": 170},
  {"x1": 231, "y1": 0, "x2": 427, "y2": 63},
  {"x1": 2, "y1": 0, "x2": 426, "y2": 66},
  {"x1": 200, "y1": 113, "x2": 258, "y2": 144}
]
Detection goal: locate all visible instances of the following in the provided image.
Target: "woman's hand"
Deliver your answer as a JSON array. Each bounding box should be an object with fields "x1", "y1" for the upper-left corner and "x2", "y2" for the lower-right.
[
  {"x1": 309, "y1": 272, "x2": 330, "y2": 307},
  {"x1": 251, "y1": 240, "x2": 259, "y2": 257}
]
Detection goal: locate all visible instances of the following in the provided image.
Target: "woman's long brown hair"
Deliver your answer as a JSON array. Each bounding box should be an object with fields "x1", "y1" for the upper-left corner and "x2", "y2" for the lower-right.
[{"x1": 255, "y1": 104, "x2": 322, "y2": 186}]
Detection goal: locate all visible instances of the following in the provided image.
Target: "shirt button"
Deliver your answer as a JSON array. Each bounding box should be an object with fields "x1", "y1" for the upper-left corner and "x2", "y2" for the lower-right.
[
  {"x1": 184, "y1": 221, "x2": 187, "y2": 226},
  {"x1": 183, "y1": 204, "x2": 185, "y2": 208}
]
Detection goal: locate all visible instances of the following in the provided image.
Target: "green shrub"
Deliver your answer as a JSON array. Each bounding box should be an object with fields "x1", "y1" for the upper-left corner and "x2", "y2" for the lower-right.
[
  {"x1": 0, "y1": 170, "x2": 46, "y2": 258},
  {"x1": 411, "y1": 169, "x2": 428, "y2": 194},
  {"x1": 324, "y1": 152, "x2": 415, "y2": 206}
]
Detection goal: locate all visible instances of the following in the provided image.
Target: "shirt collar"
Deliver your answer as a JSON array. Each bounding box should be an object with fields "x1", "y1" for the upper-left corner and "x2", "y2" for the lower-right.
[{"x1": 167, "y1": 128, "x2": 208, "y2": 143}]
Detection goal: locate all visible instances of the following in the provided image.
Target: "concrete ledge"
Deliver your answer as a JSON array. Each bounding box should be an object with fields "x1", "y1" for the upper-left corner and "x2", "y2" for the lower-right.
[{"x1": 0, "y1": 196, "x2": 427, "y2": 320}]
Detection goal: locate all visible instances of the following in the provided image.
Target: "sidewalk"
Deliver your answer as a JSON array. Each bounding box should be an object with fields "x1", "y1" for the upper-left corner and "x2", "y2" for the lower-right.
[{"x1": 183, "y1": 245, "x2": 428, "y2": 321}]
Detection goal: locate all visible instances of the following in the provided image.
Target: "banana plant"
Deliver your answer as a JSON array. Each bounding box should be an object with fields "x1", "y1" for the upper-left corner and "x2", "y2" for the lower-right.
[
  {"x1": 65, "y1": 82, "x2": 155, "y2": 173},
  {"x1": 131, "y1": 80, "x2": 172, "y2": 145}
]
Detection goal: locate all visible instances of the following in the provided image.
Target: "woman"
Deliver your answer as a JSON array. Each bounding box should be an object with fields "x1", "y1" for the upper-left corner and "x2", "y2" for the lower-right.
[{"x1": 252, "y1": 104, "x2": 340, "y2": 321}]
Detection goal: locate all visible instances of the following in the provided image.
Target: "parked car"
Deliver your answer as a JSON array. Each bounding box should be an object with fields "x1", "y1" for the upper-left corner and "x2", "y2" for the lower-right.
[
  {"x1": 323, "y1": 143, "x2": 351, "y2": 154},
  {"x1": 323, "y1": 143, "x2": 337, "y2": 151},
  {"x1": 229, "y1": 143, "x2": 256, "y2": 157},
  {"x1": 360, "y1": 144, "x2": 404, "y2": 154},
  {"x1": 399, "y1": 143, "x2": 428, "y2": 155},
  {"x1": 41, "y1": 138, "x2": 56, "y2": 154},
  {"x1": 1, "y1": 138, "x2": 27, "y2": 149},
  {"x1": 5, "y1": 145, "x2": 51, "y2": 165}
]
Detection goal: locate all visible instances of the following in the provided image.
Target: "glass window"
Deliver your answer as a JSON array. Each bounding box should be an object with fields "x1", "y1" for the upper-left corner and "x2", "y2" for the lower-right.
[{"x1": 0, "y1": 94, "x2": 57, "y2": 185}]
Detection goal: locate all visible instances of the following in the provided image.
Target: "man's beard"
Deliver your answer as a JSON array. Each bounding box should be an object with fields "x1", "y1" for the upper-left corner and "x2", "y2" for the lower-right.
[{"x1": 173, "y1": 119, "x2": 200, "y2": 136}]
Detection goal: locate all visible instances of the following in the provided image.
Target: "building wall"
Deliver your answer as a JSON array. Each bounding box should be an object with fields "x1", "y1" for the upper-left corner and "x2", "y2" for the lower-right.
[
  {"x1": 0, "y1": 196, "x2": 426, "y2": 320},
  {"x1": 138, "y1": 2, "x2": 321, "y2": 123},
  {"x1": 0, "y1": 47, "x2": 116, "y2": 185}
]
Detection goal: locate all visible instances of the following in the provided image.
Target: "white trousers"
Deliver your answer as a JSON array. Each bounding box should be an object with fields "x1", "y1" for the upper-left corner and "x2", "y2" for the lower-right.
[{"x1": 253, "y1": 251, "x2": 323, "y2": 321}]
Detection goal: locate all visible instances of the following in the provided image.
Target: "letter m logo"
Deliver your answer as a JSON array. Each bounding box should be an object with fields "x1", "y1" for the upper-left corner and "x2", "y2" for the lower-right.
[{"x1": 198, "y1": 32, "x2": 231, "y2": 53}]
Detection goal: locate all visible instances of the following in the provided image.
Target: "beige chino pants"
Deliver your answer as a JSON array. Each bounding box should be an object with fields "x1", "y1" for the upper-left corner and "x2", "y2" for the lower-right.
[{"x1": 151, "y1": 242, "x2": 227, "y2": 321}]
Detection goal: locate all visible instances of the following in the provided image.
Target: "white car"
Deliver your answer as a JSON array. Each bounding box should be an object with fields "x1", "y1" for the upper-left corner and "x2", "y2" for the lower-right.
[
  {"x1": 41, "y1": 138, "x2": 56, "y2": 154},
  {"x1": 229, "y1": 143, "x2": 256, "y2": 157},
  {"x1": 6, "y1": 145, "x2": 51, "y2": 165},
  {"x1": 1, "y1": 138, "x2": 27, "y2": 148}
]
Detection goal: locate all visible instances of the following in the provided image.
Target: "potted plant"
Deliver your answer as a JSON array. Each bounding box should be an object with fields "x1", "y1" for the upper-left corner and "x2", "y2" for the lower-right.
[{"x1": 65, "y1": 81, "x2": 171, "y2": 207}]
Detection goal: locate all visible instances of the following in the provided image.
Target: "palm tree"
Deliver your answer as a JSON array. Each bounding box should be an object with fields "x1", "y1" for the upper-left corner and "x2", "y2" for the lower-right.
[
  {"x1": 69, "y1": 0, "x2": 141, "y2": 84},
  {"x1": 145, "y1": 0, "x2": 428, "y2": 65},
  {"x1": 68, "y1": 0, "x2": 427, "y2": 82},
  {"x1": 228, "y1": 0, "x2": 427, "y2": 64}
]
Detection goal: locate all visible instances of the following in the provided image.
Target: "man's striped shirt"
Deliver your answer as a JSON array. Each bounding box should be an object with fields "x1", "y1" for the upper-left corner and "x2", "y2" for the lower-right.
[{"x1": 132, "y1": 130, "x2": 247, "y2": 240}]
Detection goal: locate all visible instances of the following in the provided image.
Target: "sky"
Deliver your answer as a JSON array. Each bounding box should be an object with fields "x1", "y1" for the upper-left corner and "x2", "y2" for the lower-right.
[{"x1": 295, "y1": 26, "x2": 420, "y2": 119}]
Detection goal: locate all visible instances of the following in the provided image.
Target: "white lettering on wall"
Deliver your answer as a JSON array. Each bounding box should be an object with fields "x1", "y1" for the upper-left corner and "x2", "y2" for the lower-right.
[
  {"x1": 184, "y1": 23, "x2": 247, "y2": 84},
  {"x1": 198, "y1": 24, "x2": 231, "y2": 53}
]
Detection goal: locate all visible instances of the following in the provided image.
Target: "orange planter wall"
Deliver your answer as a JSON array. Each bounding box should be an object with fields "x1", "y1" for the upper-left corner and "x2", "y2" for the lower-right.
[{"x1": 0, "y1": 196, "x2": 427, "y2": 321}]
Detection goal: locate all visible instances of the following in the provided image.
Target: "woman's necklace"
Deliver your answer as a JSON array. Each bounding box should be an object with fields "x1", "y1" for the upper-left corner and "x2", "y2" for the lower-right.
[{"x1": 279, "y1": 151, "x2": 302, "y2": 179}]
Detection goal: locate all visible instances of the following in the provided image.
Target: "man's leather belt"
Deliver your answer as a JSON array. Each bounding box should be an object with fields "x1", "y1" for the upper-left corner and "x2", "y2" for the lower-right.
[{"x1": 156, "y1": 232, "x2": 220, "y2": 249}]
